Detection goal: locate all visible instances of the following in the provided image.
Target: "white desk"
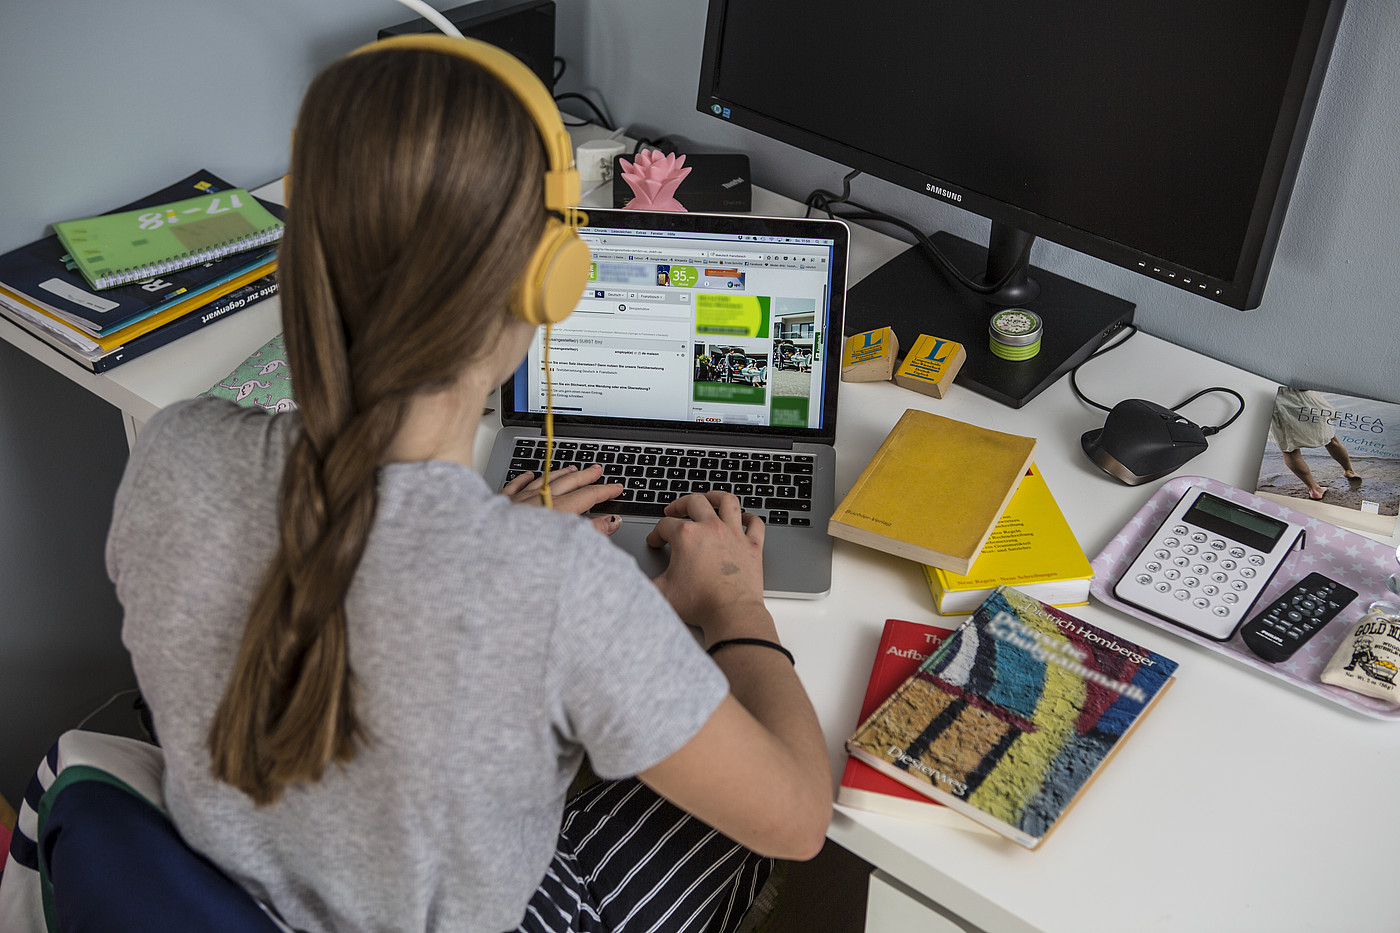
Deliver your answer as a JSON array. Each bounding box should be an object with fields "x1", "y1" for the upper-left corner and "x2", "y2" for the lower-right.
[
  {"x1": 783, "y1": 339, "x2": 1400, "y2": 933},
  {"x1": 497, "y1": 187, "x2": 1399, "y2": 932},
  {"x1": 7, "y1": 160, "x2": 1399, "y2": 933}
]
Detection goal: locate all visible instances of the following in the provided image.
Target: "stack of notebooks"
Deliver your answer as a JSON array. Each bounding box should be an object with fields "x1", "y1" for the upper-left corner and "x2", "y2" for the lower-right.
[{"x1": 0, "y1": 169, "x2": 283, "y2": 373}]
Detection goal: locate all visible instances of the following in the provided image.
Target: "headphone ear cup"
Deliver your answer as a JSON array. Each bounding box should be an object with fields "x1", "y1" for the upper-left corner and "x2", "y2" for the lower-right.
[{"x1": 512, "y1": 219, "x2": 592, "y2": 325}]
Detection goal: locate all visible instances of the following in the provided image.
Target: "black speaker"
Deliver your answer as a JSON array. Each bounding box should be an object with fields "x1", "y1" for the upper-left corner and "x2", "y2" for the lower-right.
[{"x1": 378, "y1": 0, "x2": 557, "y2": 93}]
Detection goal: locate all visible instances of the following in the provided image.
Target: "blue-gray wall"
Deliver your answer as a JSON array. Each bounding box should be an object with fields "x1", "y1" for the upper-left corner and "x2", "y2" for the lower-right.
[
  {"x1": 1, "y1": 0, "x2": 1396, "y2": 802},
  {"x1": 0, "y1": 0, "x2": 404, "y2": 806}
]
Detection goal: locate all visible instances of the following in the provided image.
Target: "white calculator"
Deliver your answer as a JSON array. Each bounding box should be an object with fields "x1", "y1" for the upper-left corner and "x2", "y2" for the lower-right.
[{"x1": 1113, "y1": 487, "x2": 1306, "y2": 640}]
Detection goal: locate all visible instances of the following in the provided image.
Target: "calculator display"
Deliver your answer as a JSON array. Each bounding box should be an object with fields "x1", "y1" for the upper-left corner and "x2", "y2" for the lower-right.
[{"x1": 1182, "y1": 492, "x2": 1289, "y2": 552}]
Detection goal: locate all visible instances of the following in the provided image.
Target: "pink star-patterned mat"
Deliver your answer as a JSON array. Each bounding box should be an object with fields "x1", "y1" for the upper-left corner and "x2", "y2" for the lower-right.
[{"x1": 1091, "y1": 475, "x2": 1400, "y2": 719}]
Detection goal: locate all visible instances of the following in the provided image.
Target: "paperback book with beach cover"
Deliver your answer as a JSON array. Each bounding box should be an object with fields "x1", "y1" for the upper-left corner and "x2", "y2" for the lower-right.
[
  {"x1": 845, "y1": 587, "x2": 1177, "y2": 849},
  {"x1": 1255, "y1": 387, "x2": 1400, "y2": 536}
]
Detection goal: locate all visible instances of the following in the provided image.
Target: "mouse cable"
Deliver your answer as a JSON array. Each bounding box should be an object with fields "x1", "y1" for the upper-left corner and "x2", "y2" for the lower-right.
[
  {"x1": 803, "y1": 171, "x2": 1033, "y2": 297},
  {"x1": 1174, "y1": 386, "x2": 1247, "y2": 436},
  {"x1": 1069, "y1": 323, "x2": 1140, "y2": 412},
  {"x1": 1069, "y1": 323, "x2": 1246, "y2": 435}
]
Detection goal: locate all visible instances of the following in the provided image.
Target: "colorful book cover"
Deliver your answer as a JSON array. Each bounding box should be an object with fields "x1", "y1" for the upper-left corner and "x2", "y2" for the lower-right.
[
  {"x1": 846, "y1": 586, "x2": 1178, "y2": 849},
  {"x1": 838, "y1": 618, "x2": 993, "y2": 833},
  {"x1": 0, "y1": 170, "x2": 281, "y2": 335},
  {"x1": 922, "y1": 464, "x2": 1094, "y2": 615},
  {"x1": 827, "y1": 408, "x2": 1036, "y2": 574},
  {"x1": 1254, "y1": 386, "x2": 1400, "y2": 536}
]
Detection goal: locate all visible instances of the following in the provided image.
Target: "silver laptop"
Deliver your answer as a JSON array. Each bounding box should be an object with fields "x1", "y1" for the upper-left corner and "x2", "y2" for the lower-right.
[{"x1": 483, "y1": 208, "x2": 849, "y2": 598}]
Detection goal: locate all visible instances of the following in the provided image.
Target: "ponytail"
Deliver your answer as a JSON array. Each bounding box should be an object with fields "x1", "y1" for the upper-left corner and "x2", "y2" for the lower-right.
[
  {"x1": 206, "y1": 46, "x2": 547, "y2": 805},
  {"x1": 207, "y1": 400, "x2": 403, "y2": 804}
]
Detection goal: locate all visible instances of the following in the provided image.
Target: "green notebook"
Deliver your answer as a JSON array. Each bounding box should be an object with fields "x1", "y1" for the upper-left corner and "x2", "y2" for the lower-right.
[{"x1": 54, "y1": 189, "x2": 284, "y2": 289}]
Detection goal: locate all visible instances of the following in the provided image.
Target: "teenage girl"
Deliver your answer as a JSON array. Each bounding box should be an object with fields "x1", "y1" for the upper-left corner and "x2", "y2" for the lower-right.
[{"x1": 106, "y1": 39, "x2": 830, "y2": 933}]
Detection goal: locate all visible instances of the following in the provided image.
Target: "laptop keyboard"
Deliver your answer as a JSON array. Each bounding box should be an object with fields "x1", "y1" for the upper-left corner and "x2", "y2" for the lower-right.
[{"x1": 504, "y1": 437, "x2": 817, "y2": 526}]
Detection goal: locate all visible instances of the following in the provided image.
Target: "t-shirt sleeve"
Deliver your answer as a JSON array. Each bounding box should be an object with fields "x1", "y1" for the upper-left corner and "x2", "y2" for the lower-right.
[
  {"x1": 544, "y1": 531, "x2": 729, "y2": 780},
  {"x1": 106, "y1": 398, "x2": 205, "y2": 587}
]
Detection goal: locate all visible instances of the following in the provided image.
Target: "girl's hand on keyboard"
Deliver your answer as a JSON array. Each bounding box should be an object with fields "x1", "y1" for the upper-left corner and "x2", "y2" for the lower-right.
[
  {"x1": 503, "y1": 464, "x2": 624, "y2": 535},
  {"x1": 647, "y1": 491, "x2": 768, "y2": 635}
]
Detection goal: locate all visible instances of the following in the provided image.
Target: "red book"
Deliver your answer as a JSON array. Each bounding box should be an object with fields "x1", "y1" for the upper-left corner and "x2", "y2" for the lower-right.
[{"x1": 838, "y1": 618, "x2": 991, "y2": 833}]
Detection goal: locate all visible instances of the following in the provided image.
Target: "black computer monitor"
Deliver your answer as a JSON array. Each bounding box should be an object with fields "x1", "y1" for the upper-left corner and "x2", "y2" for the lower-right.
[{"x1": 696, "y1": 0, "x2": 1346, "y2": 407}]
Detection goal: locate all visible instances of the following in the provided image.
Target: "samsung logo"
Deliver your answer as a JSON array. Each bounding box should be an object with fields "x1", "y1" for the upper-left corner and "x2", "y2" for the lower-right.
[{"x1": 925, "y1": 183, "x2": 962, "y2": 202}]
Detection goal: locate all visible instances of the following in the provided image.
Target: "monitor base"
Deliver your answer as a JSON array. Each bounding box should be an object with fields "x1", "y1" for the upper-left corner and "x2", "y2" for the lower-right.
[{"x1": 843, "y1": 233, "x2": 1136, "y2": 409}]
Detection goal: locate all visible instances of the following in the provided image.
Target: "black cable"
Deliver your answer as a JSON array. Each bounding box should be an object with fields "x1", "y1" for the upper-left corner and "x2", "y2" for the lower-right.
[
  {"x1": 1175, "y1": 387, "x2": 1247, "y2": 435},
  {"x1": 553, "y1": 92, "x2": 614, "y2": 131},
  {"x1": 802, "y1": 172, "x2": 1032, "y2": 296},
  {"x1": 553, "y1": 55, "x2": 565, "y2": 84},
  {"x1": 1069, "y1": 324, "x2": 1140, "y2": 412},
  {"x1": 630, "y1": 136, "x2": 682, "y2": 156},
  {"x1": 804, "y1": 168, "x2": 862, "y2": 212},
  {"x1": 1068, "y1": 323, "x2": 1246, "y2": 434}
]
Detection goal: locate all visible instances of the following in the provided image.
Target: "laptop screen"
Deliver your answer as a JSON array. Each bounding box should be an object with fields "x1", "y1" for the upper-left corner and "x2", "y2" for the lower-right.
[{"x1": 502, "y1": 209, "x2": 849, "y2": 444}]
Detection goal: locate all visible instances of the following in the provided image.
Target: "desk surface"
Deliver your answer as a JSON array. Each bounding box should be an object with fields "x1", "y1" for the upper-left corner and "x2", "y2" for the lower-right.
[
  {"x1": 7, "y1": 153, "x2": 1400, "y2": 933},
  {"x1": 779, "y1": 338, "x2": 1400, "y2": 933}
]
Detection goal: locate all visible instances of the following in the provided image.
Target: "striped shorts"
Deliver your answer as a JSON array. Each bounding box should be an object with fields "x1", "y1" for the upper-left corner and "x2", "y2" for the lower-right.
[{"x1": 512, "y1": 778, "x2": 774, "y2": 933}]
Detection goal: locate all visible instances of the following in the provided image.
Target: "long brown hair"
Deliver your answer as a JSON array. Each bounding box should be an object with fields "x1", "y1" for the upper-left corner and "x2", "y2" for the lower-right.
[{"x1": 207, "y1": 48, "x2": 548, "y2": 804}]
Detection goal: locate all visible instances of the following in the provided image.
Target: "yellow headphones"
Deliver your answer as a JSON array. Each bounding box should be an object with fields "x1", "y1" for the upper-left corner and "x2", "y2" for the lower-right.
[{"x1": 349, "y1": 33, "x2": 592, "y2": 325}]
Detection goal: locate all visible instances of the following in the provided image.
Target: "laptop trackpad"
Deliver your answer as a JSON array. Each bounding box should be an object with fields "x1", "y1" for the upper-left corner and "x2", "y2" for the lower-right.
[
  {"x1": 602, "y1": 516, "x2": 832, "y2": 599},
  {"x1": 608, "y1": 518, "x2": 670, "y2": 579}
]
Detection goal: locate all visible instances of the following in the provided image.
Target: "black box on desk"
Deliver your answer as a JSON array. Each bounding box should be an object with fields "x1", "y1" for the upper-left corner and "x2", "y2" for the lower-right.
[
  {"x1": 378, "y1": 0, "x2": 557, "y2": 93},
  {"x1": 612, "y1": 153, "x2": 753, "y2": 213}
]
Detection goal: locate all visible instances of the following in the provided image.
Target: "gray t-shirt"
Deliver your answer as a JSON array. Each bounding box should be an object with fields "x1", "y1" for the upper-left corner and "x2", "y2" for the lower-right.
[{"x1": 108, "y1": 398, "x2": 728, "y2": 933}]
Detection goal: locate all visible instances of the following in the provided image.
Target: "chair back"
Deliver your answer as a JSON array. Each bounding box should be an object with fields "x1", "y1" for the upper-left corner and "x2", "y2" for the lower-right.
[{"x1": 39, "y1": 766, "x2": 287, "y2": 933}]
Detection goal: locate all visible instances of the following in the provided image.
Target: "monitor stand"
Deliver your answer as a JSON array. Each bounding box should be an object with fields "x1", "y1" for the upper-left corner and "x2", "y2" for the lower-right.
[{"x1": 842, "y1": 231, "x2": 1135, "y2": 409}]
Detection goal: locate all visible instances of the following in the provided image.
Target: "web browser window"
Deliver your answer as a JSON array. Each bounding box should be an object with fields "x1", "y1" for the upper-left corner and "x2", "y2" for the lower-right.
[{"x1": 519, "y1": 223, "x2": 837, "y2": 429}]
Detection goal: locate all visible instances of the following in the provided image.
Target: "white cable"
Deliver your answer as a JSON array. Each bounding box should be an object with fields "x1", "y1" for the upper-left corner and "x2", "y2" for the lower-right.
[
  {"x1": 390, "y1": 0, "x2": 464, "y2": 38},
  {"x1": 75, "y1": 687, "x2": 141, "y2": 730}
]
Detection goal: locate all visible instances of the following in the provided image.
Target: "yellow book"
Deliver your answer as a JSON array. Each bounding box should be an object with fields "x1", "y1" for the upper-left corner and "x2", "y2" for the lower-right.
[
  {"x1": 921, "y1": 463, "x2": 1093, "y2": 614},
  {"x1": 827, "y1": 408, "x2": 1036, "y2": 574}
]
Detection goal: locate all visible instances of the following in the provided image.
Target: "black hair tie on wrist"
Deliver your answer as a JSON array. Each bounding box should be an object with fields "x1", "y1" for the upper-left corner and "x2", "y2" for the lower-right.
[{"x1": 706, "y1": 637, "x2": 795, "y2": 666}]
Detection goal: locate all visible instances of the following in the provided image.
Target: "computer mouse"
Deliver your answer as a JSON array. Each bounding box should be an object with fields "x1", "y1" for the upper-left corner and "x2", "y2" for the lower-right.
[{"x1": 1080, "y1": 398, "x2": 1209, "y2": 485}]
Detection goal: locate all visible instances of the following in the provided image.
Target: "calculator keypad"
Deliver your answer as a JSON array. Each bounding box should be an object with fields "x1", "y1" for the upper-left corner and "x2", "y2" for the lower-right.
[
  {"x1": 1126, "y1": 523, "x2": 1266, "y2": 622},
  {"x1": 1113, "y1": 488, "x2": 1305, "y2": 641}
]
